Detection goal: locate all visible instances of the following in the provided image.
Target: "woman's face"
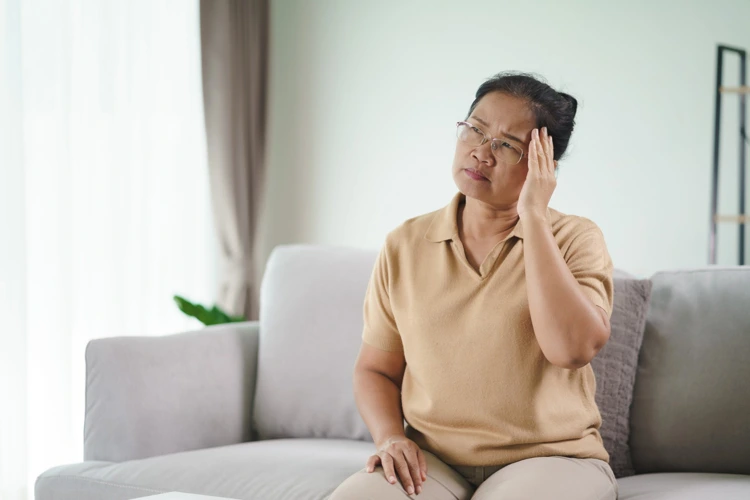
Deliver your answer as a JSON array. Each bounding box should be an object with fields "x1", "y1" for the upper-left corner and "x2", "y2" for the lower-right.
[{"x1": 451, "y1": 91, "x2": 537, "y2": 207}]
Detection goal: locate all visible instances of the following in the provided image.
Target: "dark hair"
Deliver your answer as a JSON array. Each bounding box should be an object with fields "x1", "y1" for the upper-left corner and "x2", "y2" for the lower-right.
[{"x1": 466, "y1": 72, "x2": 578, "y2": 161}]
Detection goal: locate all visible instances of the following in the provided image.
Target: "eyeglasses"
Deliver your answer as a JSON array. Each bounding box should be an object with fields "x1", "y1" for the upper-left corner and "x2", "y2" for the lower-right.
[{"x1": 456, "y1": 121, "x2": 525, "y2": 165}]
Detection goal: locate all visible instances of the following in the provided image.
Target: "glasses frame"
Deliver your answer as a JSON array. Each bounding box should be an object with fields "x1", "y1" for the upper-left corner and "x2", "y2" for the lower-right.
[{"x1": 455, "y1": 121, "x2": 526, "y2": 165}]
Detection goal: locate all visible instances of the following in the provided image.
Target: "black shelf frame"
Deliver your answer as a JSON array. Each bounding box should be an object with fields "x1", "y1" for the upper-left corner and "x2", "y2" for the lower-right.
[{"x1": 710, "y1": 44, "x2": 748, "y2": 265}]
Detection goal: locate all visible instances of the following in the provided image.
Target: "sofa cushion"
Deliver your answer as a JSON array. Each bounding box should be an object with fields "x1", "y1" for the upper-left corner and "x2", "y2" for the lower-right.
[
  {"x1": 591, "y1": 277, "x2": 652, "y2": 478},
  {"x1": 254, "y1": 245, "x2": 378, "y2": 441},
  {"x1": 630, "y1": 267, "x2": 750, "y2": 474},
  {"x1": 618, "y1": 472, "x2": 750, "y2": 499},
  {"x1": 35, "y1": 439, "x2": 374, "y2": 500}
]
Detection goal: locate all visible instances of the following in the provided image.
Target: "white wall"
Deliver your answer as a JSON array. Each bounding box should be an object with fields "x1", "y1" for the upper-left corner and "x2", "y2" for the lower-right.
[
  {"x1": 1, "y1": 0, "x2": 29, "y2": 496},
  {"x1": 259, "y1": 0, "x2": 750, "y2": 278}
]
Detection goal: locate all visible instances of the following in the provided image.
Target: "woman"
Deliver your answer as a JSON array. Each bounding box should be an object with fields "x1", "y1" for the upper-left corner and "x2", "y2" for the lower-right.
[{"x1": 331, "y1": 72, "x2": 618, "y2": 500}]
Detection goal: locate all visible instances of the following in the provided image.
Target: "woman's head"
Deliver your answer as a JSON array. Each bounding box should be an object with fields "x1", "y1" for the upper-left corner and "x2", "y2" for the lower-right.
[
  {"x1": 466, "y1": 72, "x2": 578, "y2": 161},
  {"x1": 451, "y1": 72, "x2": 578, "y2": 207}
]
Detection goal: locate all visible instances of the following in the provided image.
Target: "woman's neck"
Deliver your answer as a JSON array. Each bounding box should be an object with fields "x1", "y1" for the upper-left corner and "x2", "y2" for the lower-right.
[{"x1": 458, "y1": 196, "x2": 519, "y2": 242}]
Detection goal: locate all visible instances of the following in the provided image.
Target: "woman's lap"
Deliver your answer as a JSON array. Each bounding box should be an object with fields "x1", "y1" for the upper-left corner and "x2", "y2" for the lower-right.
[
  {"x1": 330, "y1": 451, "x2": 618, "y2": 500},
  {"x1": 471, "y1": 456, "x2": 618, "y2": 500}
]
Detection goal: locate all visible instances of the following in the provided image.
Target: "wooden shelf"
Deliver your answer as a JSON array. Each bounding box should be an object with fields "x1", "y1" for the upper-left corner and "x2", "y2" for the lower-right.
[
  {"x1": 719, "y1": 86, "x2": 750, "y2": 94},
  {"x1": 715, "y1": 214, "x2": 750, "y2": 223}
]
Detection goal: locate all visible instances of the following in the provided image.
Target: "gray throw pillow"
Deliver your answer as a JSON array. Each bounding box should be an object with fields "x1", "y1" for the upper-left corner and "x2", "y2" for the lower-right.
[{"x1": 591, "y1": 277, "x2": 652, "y2": 478}]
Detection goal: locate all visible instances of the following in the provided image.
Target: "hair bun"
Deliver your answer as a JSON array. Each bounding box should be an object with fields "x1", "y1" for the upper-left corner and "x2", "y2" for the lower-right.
[{"x1": 560, "y1": 92, "x2": 578, "y2": 116}]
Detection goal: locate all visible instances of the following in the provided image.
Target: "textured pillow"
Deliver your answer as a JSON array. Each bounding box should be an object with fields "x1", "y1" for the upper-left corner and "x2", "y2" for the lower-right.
[{"x1": 591, "y1": 277, "x2": 652, "y2": 478}]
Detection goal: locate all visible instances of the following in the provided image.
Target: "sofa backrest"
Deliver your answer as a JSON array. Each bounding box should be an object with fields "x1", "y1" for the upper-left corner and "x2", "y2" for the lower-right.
[
  {"x1": 253, "y1": 245, "x2": 377, "y2": 441},
  {"x1": 629, "y1": 267, "x2": 750, "y2": 475},
  {"x1": 253, "y1": 245, "x2": 750, "y2": 476},
  {"x1": 251, "y1": 244, "x2": 644, "y2": 447}
]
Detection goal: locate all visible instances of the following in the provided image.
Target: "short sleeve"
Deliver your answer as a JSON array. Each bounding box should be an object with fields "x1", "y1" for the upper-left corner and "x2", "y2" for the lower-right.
[
  {"x1": 564, "y1": 224, "x2": 614, "y2": 318},
  {"x1": 362, "y1": 244, "x2": 404, "y2": 352}
]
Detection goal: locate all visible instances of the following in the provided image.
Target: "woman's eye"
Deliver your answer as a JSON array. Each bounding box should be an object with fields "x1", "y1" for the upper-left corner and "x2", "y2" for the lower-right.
[
  {"x1": 471, "y1": 127, "x2": 482, "y2": 134},
  {"x1": 500, "y1": 141, "x2": 513, "y2": 149}
]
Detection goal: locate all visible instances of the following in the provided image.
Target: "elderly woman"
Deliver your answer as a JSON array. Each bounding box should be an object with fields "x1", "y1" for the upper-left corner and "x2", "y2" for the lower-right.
[{"x1": 331, "y1": 72, "x2": 617, "y2": 500}]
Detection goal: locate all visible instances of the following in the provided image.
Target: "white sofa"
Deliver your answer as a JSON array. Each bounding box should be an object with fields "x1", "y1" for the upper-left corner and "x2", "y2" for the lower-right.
[{"x1": 36, "y1": 245, "x2": 750, "y2": 499}]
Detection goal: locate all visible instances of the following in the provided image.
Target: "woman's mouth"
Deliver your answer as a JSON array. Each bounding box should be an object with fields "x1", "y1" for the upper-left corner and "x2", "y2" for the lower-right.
[{"x1": 464, "y1": 168, "x2": 488, "y2": 181}]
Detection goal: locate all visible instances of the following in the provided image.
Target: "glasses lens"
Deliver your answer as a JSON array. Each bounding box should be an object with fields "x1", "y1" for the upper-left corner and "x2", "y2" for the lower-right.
[
  {"x1": 491, "y1": 140, "x2": 523, "y2": 164},
  {"x1": 456, "y1": 122, "x2": 483, "y2": 146}
]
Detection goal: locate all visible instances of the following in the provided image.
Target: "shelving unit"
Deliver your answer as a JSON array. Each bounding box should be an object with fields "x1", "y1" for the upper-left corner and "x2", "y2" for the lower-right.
[{"x1": 710, "y1": 45, "x2": 748, "y2": 265}]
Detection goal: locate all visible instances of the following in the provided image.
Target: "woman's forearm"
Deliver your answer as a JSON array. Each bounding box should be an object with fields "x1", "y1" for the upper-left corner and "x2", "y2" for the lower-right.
[
  {"x1": 354, "y1": 369, "x2": 405, "y2": 447},
  {"x1": 522, "y1": 213, "x2": 609, "y2": 369}
]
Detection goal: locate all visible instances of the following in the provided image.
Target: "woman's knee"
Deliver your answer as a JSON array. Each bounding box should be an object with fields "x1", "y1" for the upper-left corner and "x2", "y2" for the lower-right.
[
  {"x1": 331, "y1": 452, "x2": 475, "y2": 500},
  {"x1": 329, "y1": 468, "x2": 405, "y2": 500}
]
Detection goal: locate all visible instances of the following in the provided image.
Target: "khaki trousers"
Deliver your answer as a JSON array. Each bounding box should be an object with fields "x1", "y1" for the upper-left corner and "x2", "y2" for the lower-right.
[{"x1": 330, "y1": 451, "x2": 618, "y2": 499}]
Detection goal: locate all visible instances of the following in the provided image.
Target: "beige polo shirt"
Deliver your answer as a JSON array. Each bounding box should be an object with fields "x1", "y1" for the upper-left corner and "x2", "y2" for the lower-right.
[{"x1": 362, "y1": 192, "x2": 614, "y2": 467}]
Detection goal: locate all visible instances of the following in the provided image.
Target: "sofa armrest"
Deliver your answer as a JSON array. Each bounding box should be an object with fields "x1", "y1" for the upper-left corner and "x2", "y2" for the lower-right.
[{"x1": 83, "y1": 321, "x2": 259, "y2": 462}]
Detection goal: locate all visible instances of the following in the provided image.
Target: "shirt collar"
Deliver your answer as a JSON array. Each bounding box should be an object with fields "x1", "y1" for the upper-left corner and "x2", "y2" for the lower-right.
[
  {"x1": 423, "y1": 192, "x2": 463, "y2": 242},
  {"x1": 424, "y1": 192, "x2": 549, "y2": 243}
]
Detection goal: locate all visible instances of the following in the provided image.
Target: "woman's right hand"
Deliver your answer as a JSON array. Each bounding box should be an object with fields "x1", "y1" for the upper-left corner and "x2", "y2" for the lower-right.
[{"x1": 366, "y1": 435, "x2": 428, "y2": 495}]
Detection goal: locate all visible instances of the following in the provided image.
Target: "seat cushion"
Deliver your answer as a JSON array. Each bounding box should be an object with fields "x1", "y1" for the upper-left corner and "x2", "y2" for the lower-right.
[
  {"x1": 618, "y1": 472, "x2": 750, "y2": 499},
  {"x1": 35, "y1": 439, "x2": 374, "y2": 500}
]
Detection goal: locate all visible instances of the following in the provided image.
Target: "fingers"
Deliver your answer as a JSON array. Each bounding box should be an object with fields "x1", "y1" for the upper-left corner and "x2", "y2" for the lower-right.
[
  {"x1": 540, "y1": 127, "x2": 554, "y2": 173},
  {"x1": 528, "y1": 129, "x2": 539, "y2": 171},
  {"x1": 404, "y1": 448, "x2": 423, "y2": 494},
  {"x1": 417, "y1": 448, "x2": 428, "y2": 482},
  {"x1": 531, "y1": 127, "x2": 555, "y2": 174},
  {"x1": 371, "y1": 438, "x2": 427, "y2": 495},
  {"x1": 381, "y1": 453, "x2": 398, "y2": 486},
  {"x1": 366, "y1": 454, "x2": 381, "y2": 473},
  {"x1": 534, "y1": 129, "x2": 546, "y2": 169},
  {"x1": 394, "y1": 451, "x2": 416, "y2": 495},
  {"x1": 548, "y1": 133, "x2": 554, "y2": 165}
]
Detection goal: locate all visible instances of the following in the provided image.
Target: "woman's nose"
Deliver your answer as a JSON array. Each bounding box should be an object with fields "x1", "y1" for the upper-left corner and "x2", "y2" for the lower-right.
[{"x1": 472, "y1": 141, "x2": 495, "y2": 165}]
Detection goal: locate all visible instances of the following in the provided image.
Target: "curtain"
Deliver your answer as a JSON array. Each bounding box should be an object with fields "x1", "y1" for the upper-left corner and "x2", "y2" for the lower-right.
[
  {"x1": 200, "y1": 0, "x2": 269, "y2": 321},
  {"x1": 0, "y1": 1, "x2": 216, "y2": 498}
]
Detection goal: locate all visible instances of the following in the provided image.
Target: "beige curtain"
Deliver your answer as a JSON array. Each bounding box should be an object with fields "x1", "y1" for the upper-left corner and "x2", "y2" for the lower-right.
[{"x1": 200, "y1": 0, "x2": 269, "y2": 320}]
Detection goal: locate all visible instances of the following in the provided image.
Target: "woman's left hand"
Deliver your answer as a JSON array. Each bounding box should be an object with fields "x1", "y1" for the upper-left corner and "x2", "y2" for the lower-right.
[{"x1": 518, "y1": 127, "x2": 557, "y2": 219}]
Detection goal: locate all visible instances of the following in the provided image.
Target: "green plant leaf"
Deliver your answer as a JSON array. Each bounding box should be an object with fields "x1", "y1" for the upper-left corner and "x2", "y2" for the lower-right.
[{"x1": 174, "y1": 295, "x2": 246, "y2": 325}]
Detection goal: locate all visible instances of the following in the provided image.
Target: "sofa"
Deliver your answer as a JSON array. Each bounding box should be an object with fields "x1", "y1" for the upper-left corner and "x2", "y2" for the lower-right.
[{"x1": 36, "y1": 245, "x2": 750, "y2": 499}]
